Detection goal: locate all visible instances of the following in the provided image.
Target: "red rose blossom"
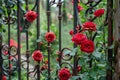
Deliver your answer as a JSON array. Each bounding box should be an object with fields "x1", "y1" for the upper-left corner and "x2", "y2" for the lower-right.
[
  {"x1": 45, "y1": 32, "x2": 56, "y2": 43},
  {"x1": 69, "y1": 30, "x2": 74, "y2": 36},
  {"x1": 32, "y1": 50, "x2": 43, "y2": 61},
  {"x1": 25, "y1": 10, "x2": 37, "y2": 22},
  {"x1": 10, "y1": 39, "x2": 22, "y2": 48},
  {"x1": 80, "y1": 40, "x2": 94, "y2": 53},
  {"x1": 83, "y1": 21, "x2": 96, "y2": 31},
  {"x1": 10, "y1": 39, "x2": 18, "y2": 48},
  {"x1": 72, "y1": 33, "x2": 87, "y2": 45},
  {"x1": 78, "y1": 5, "x2": 84, "y2": 12},
  {"x1": 2, "y1": 75, "x2": 7, "y2": 80},
  {"x1": 58, "y1": 68, "x2": 71, "y2": 80},
  {"x1": 94, "y1": 9, "x2": 105, "y2": 17}
]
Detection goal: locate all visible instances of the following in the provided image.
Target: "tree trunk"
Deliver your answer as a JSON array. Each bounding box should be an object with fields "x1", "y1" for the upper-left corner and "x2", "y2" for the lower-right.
[{"x1": 114, "y1": 0, "x2": 120, "y2": 80}]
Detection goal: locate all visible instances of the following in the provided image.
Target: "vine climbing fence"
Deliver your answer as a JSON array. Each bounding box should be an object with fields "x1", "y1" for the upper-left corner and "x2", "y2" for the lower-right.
[{"x1": 0, "y1": 0, "x2": 117, "y2": 80}]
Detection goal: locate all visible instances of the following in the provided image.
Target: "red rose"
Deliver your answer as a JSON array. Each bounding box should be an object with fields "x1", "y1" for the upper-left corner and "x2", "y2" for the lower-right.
[
  {"x1": 78, "y1": 5, "x2": 84, "y2": 12},
  {"x1": 10, "y1": 39, "x2": 22, "y2": 48},
  {"x1": 94, "y1": 9, "x2": 105, "y2": 17},
  {"x1": 45, "y1": 32, "x2": 56, "y2": 43},
  {"x1": 83, "y1": 21, "x2": 96, "y2": 31},
  {"x1": 69, "y1": 30, "x2": 74, "y2": 36},
  {"x1": 2, "y1": 75, "x2": 7, "y2": 80},
  {"x1": 80, "y1": 40, "x2": 94, "y2": 53},
  {"x1": 25, "y1": 10, "x2": 37, "y2": 22},
  {"x1": 10, "y1": 39, "x2": 18, "y2": 48},
  {"x1": 32, "y1": 50, "x2": 43, "y2": 61},
  {"x1": 72, "y1": 33, "x2": 87, "y2": 45},
  {"x1": 58, "y1": 68, "x2": 71, "y2": 80}
]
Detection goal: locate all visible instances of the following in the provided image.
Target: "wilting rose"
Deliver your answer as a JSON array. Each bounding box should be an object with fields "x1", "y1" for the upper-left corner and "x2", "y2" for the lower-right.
[
  {"x1": 77, "y1": 65, "x2": 82, "y2": 72},
  {"x1": 83, "y1": 21, "x2": 96, "y2": 31},
  {"x1": 41, "y1": 65, "x2": 48, "y2": 71},
  {"x1": 72, "y1": 33, "x2": 87, "y2": 45},
  {"x1": 58, "y1": 68, "x2": 71, "y2": 80},
  {"x1": 45, "y1": 32, "x2": 56, "y2": 43},
  {"x1": 67, "y1": 13, "x2": 73, "y2": 19},
  {"x1": 32, "y1": 50, "x2": 43, "y2": 61},
  {"x1": 80, "y1": 39, "x2": 94, "y2": 53},
  {"x1": 45, "y1": 60, "x2": 48, "y2": 64},
  {"x1": 25, "y1": 10, "x2": 37, "y2": 22},
  {"x1": 94, "y1": 9, "x2": 105, "y2": 17}
]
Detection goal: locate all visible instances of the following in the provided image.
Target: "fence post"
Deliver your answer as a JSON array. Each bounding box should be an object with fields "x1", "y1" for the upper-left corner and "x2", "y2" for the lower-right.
[
  {"x1": 17, "y1": 0, "x2": 21, "y2": 80},
  {"x1": 73, "y1": 0, "x2": 78, "y2": 76},
  {"x1": 107, "y1": 0, "x2": 113, "y2": 80},
  {"x1": 46, "y1": 0, "x2": 51, "y2": 79},
  {"x1": 36, "y1": 0, "x2": 41, "y2": 80}
]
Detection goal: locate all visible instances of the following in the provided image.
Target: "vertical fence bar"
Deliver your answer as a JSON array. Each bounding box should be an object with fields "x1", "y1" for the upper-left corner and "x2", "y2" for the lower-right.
[
  {"x1": 25, "y1": 0, "x2": 30, "y2": 80},
  {"x1": 0, "y1": 33, "x2": 2, "y2": 80},
  {"x1": 46, "y1": 0, "x2": 51, "y2": 79},
  {"x1": 36, "y1": 0, "x2": 40, "y2": 80},
  {"x1": 7, "y1": 8, "x2": 11, "y2": 80},
  {"x1": 63, "y1": 0, "x2": 67, "y2": 22},
  {"x1": 73, "y1": 0, "x2": 78, "y2": 76},
  {"x1": 107, "y1": 0, "x2": 113, "y2": 80},
  {"x1": 58, "y1": 0, "x2": 62, "y2": 66},
  {"x1": 17, "y1": 0, "x2": 21, "y2": 80}
]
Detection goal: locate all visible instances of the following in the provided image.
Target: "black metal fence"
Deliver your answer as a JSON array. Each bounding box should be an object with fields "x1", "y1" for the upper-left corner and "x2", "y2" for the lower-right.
[{"x1": 0, "y1": 0, "x2": 113, "y2": 80}]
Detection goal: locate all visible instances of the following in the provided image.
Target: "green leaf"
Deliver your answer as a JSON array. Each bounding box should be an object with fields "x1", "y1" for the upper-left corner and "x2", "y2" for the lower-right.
[
  {"x1": 70, "y1": 48, "x2": 78, "y2": 56},
  {"x1": 63, "y1": 49, "x2": 71, "y2": 55},
  {"x1": 93, "y1": 50, "x2": 101, "y2": 58},
  {"x1": 108, "y1": 45, "x2": 114, "y2": 49},
  {"x1": 70, "y1": 76, "x2": 80, "y2": 80},
  {"x1": 78, "y1": 58, "x2": 85, "y2": 66}
]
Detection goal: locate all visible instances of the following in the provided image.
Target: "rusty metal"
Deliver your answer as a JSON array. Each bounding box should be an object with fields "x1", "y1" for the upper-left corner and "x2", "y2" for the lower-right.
[
  {"x1": 73, "y1": 0, "x2": 78, "y2": 76},
  {"x1": 17, "y1": 0, "x2": 21, "y2": 80},
  {"x1": 58, "y1": 0, "x2": 62, "y2": 67}
]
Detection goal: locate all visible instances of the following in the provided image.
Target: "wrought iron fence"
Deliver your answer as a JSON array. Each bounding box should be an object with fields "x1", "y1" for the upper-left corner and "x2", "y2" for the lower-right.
[{"x1": 0, "y1": 0, "x2": 113, "y2": 80}]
